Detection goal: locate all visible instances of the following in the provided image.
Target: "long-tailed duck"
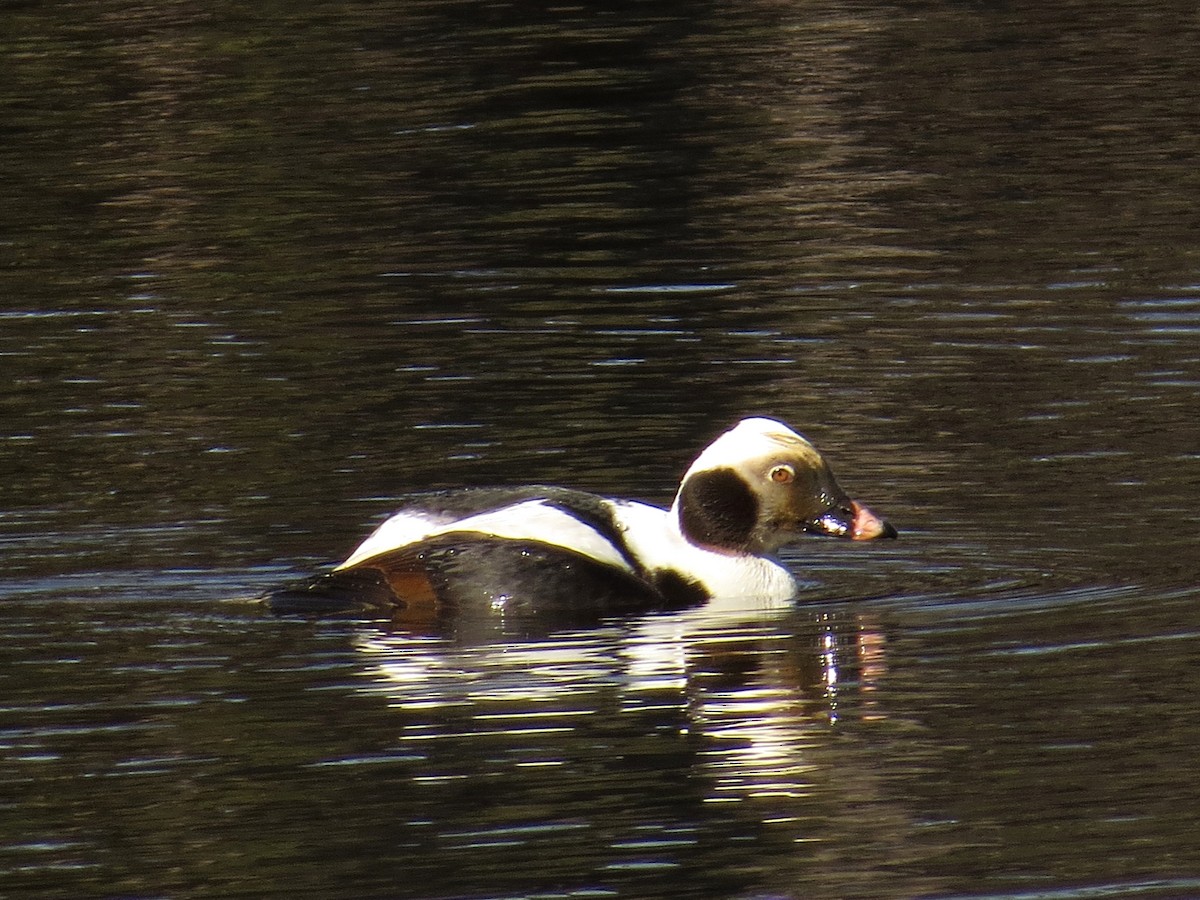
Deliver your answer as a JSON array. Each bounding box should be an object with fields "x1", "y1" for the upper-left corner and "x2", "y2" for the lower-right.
[{"x1": 266, "y1": 417, "x2": 894, "y2": 622}]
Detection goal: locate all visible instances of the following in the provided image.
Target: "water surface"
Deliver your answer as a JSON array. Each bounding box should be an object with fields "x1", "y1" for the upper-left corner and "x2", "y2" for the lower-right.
[{"x1": 2, "y1": 1, "x2": 1198, "y2": 897}]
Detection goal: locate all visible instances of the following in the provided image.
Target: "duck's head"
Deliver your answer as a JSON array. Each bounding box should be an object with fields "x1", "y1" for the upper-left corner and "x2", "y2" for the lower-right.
[{"x1": 671, "y1": 417, "x2": 896, "y2": 555}]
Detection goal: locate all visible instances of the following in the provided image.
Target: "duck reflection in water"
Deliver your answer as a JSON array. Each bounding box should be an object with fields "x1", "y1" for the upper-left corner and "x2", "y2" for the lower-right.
[
  {"x1": 266, "y1": 417, "x2": 894, "y2": 628},
  {"x1": 349, "y1": 604, "x2": 893, "y2": 820}
]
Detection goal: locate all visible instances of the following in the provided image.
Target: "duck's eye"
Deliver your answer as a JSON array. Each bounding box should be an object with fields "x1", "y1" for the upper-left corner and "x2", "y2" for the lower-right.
[{"x1": 769, "y1": 464, "x2": 795, "y2": 484}]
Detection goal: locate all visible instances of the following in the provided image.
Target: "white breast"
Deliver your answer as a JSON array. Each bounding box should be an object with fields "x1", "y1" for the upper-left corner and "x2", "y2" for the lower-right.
[{"x1": 605, "y1": 500, "x2": 798, "y2": 603}]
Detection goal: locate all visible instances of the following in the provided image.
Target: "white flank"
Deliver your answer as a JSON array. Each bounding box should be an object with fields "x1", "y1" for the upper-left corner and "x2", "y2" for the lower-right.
[
  {"x1": 335, "y1": 509, "x2": 452, "y2": 570},
  {"x1": 336, "y1": 499, "x2": 634, "y2": 573}
]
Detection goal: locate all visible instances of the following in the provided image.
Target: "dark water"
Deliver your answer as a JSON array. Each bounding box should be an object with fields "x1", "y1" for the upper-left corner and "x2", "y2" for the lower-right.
[{"x1": 3, "y1": 1, "x2": 1199, "y2": 897}]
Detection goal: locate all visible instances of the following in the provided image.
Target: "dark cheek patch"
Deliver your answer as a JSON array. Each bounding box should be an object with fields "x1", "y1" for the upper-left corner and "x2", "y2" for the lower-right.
[{"x1": 678, "y1": 467, "x2": 759, "y2": 552}]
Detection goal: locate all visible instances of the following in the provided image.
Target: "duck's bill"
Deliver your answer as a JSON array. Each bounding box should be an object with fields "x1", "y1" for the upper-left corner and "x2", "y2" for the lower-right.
[{"x1": 806, "y1": 500, "x2": 897, "y2": 541}]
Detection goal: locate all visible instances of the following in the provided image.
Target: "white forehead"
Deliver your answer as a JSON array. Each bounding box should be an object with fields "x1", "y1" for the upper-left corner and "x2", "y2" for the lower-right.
[{"x1": 685, "y1": 417, "x2": 819, "y2": 474}]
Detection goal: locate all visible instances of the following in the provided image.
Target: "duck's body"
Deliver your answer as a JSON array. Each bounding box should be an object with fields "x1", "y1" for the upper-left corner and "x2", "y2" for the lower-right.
[{"x1": 267, "y1": 418, "x2": 894, "y2": 623}]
